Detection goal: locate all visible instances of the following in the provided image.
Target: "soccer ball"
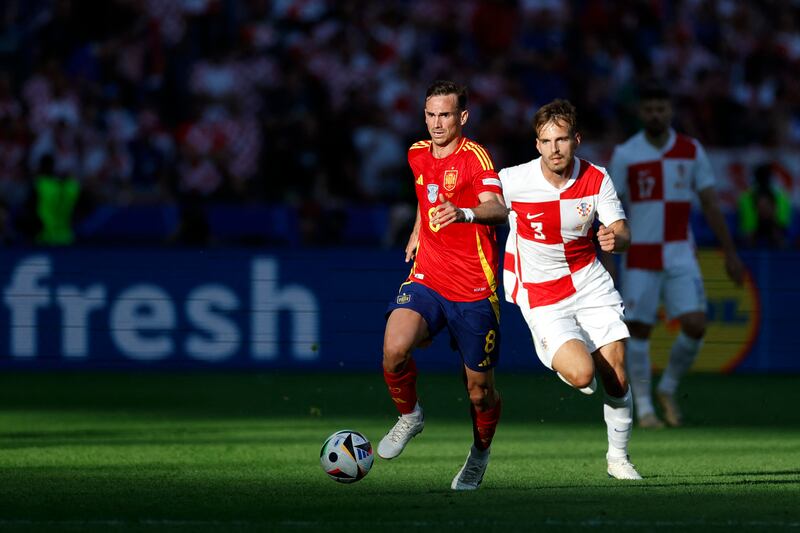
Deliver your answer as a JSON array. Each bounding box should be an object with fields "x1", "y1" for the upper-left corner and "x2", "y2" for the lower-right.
[{"x1": 320, "y1": 430, "x2": 374, "y2": 483}]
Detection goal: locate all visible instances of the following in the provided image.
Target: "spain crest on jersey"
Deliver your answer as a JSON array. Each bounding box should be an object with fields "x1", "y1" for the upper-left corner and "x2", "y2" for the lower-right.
[{"x1": 443, "y1": 169, "x2": 458, "y2": 191}]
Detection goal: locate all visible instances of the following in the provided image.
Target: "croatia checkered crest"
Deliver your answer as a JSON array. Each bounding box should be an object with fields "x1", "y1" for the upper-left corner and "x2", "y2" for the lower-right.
[{"x1": 320, "y1": 430, "x2": 374, "y2": 483}]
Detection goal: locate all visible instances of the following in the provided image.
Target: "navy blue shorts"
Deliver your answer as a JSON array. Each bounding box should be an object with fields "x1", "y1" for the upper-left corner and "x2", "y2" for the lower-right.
[{"x1": 385, "y1": 282, "x2": 500, "y2": 372}]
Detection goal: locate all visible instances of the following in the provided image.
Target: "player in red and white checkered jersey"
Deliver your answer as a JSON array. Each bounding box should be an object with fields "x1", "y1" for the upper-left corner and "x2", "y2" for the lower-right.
[
  {"x1": 608, "y1": 82, "x2": 744, "y2": 429},
  {"x1": 502, "y1": 99, "x2": 642, "y2": 480}
]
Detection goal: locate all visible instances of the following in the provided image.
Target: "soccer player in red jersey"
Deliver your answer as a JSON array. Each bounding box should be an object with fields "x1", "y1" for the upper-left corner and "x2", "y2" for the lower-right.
[{"x1": 378, "y1": 80, "x2": 508, "y2": 491}]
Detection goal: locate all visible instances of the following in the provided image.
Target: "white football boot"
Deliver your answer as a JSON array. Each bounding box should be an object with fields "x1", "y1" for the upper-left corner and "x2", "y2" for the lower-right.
[
  {"x1": 451, "y1": 445, "x2": 490, "y2": 491},
  {"x1": 607, "y1": 456, "x2": 643, "y2": 480},
  {"x1": 377, "y1": 410, "x2": 424, "y2": 459},
  {"x1": 557, "y1": 372, "x2": 597, "y2": 395}
]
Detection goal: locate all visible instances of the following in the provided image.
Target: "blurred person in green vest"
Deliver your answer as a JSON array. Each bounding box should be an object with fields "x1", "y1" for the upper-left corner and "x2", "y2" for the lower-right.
[
  {"x1": 33, "y1": 154, "x2": 82, "y2": 245},
  {"x1": 737, "y1": 163, "x2": 792, "y2": 248}
]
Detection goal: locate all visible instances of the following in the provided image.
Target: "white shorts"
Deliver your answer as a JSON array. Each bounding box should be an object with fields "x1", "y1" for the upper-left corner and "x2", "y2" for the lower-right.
[
  {"x1": 517, "y1": 286, "x2": 630, "y2": 370},
  {"x1": 621, "y1": 265, "x2": 706, "y2": 325}
]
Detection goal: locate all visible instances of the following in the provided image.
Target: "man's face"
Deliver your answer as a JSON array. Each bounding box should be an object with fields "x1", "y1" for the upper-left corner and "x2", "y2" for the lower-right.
[
  {"x1": 425, "y1": 94, "x2": 467, "y2": 147},
  {"x1": 536, "y1": 119, "x2": 579, "y2": 175},
  {"x1": 638, "y1": 98, "x2": 672, "y2": 136}
]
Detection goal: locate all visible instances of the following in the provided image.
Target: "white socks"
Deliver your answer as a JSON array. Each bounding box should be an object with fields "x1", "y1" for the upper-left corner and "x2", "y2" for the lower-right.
[
  {"x1": 604, "y1": 387, "x2": 633, "y2": 460},
  {"x1": 658, "y1": 332, "x2": 702, "y2": 395},
  {"x1": 626, "y1": 337, "x2": 655, "y2": 417},
  {"x1": 405, "y1": 402, "x2": 424, "y2": 421}
]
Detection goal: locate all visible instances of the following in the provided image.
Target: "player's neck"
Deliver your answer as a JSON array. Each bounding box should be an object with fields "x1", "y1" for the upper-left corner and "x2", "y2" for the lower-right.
[
  {"x1": 430, "y1": 136, "x2": 462, "y2": 159},
  {"x1": 644, "y1": 129, "x2": 670, "y2": 149},
  {"x1": 540, "y1": 159, "x2": 574, "y2": 189}
]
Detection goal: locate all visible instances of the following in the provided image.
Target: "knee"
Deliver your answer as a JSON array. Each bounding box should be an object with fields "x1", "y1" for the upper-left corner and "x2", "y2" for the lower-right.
[
  {"x1": 681, "y1": 316, "x2": 706, "y2": 339},
  {"x1": 572, "y1": 367, "x2": 596, "y2": 390},
  {"x1": 382, "y1": 339, "x2": 411, "y2": 373},
  {"x1": 466, "y1": 381, "x2": 496, "y2": 410},
  {"x1": 562, "y1": 365, "x2": 595, "y2": 390}
]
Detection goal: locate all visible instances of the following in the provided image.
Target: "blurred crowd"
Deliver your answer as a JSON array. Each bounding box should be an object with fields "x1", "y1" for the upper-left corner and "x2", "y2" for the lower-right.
[{"x1": 0, "y1": 0, "x2": 798, "y2": 245}]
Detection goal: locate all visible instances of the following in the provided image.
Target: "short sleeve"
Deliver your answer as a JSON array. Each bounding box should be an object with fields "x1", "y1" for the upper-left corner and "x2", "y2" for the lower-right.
[
  {"x1": 475, "y1": 170, "x2": 502, "y2": 195},
  {"x1": 498, "y1": 168, "x2": 512, "y2": 208},
  {"x1": 608, "y1": 147, "x2": 628, "y2": 201},
  {"x1": 693, "y1": 141, "x2": 715, "y2": 192},
  {"x1": 465, "y1": 142, "x2": 502, "y2": 195},
  {"x1": 596, "y1": 169, "x2": 627, "y2": 226}
]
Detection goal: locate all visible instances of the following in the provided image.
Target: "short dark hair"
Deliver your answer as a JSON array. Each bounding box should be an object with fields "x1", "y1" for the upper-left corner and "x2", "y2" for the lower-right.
[
  {"x1": 426, "y1": 80, "x2": 468, "y2": 111},
  {"x1": 637, "y1": 80, "x2": 671, "y2": 102},
  {"x1": 533, "y1": 99, "x2": 578, "y2": 137}
]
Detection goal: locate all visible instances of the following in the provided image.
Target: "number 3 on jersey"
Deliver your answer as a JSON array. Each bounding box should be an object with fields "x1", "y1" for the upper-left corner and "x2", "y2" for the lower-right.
[
  {"x1": 514, "y1": 204, "x2": 548, "y2": 241},
  {"x1": 529, "y1": 221, "x2": 544, "y2": 240},
  {"x1": 526, "y1": 212, "x2": 545, "y2": 240}
]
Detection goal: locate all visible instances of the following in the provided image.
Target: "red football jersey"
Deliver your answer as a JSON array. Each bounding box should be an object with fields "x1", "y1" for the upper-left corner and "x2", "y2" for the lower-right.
[{"x1": 406, "y1": 137, "x2": 502, "y2": 302}]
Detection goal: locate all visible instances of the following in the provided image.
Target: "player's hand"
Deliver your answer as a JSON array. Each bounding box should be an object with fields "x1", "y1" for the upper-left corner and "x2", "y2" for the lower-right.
[
  {"x1": 430, "y1": 194, "x2": 461, "y2": 229},
  {"x1": 725, "y1": 252, "x2": 745, "y2": 286},
  {"x1": 596, "y1": 224, "x2": 617, "y2": 253}
]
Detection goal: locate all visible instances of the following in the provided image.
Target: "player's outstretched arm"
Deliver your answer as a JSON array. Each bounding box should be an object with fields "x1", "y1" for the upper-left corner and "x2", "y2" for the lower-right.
[
  {"x1": 430, "y1": 192, "x2": 508, "y2": 229},
  {"x1": 597, "y1": 219, "x2": 630, "y2": 254},
  {"x1": 471, "y1": 191, "x2": 509, "y2": 225},
  {"x1": 698, "y1": 187, "x2": 744, "y2": 284}
]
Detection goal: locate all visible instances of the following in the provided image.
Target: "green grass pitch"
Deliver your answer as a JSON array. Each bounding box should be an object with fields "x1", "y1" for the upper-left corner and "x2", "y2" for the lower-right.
[{"x1": 0, "y1": 371, "x2": 798, "y2": 532}]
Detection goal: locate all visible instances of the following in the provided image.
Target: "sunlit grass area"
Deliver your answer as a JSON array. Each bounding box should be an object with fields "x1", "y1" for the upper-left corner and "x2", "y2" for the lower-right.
[{"x1": 0, "y1": 372, "x2": 798, "y2": 532}]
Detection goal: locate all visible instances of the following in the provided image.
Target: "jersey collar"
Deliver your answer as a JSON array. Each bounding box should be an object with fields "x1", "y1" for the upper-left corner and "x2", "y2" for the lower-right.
[
  {"x1": 643, "y1": 128, "x2": 677, "y2": 154},
  {"x1": 430, "y1": 136, "x2": 467, "y2": 160}
]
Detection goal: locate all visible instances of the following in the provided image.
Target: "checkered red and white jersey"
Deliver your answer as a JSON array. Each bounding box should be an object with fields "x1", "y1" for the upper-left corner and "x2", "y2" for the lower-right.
[
  {"x1": 609, "y1": 129, "x2": 715, "y2": 271},
  {"x1": 501, "y1": 157, "x2": 626, "y2": 308}
]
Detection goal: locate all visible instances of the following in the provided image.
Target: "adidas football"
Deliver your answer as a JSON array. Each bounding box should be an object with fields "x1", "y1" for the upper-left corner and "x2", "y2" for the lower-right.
[{"x1": 320, "y1": 430, "x2": 374, "y2": 483}]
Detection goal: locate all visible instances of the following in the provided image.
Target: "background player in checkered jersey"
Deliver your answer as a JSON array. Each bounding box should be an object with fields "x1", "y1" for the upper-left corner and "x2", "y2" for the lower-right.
[
  {"x1": 378, "y1": 81, "x2": 509, "y2": 490},
  {"x1": 501, "y1": 99, "x2": 642, "y2": 480},
  {"x1": 607, "y1": 82, "x2": 745, "y2": 429}
]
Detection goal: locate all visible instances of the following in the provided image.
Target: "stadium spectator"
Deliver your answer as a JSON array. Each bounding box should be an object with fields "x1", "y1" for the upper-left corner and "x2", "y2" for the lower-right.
[
  {"x1": 128, "y1": 105, "x2": 175, "y2": 202},
  {"x1": 501, "y1": 99, "x2": 641, "y2": 480},
  {"x1": 352, "y1": 114, "x2": 406, "y2": 200},
  {"x1": 378, "y1": 81, "x2": 507, "y2": 491},
  {"x1": 0, "y1": 104, "x2": 29, "y2": 211},
  {"x1": 607, "y1": 82, "x2": 744, "y2": 429},
  {"x1": 0, "y1": 0, "x2": 796, "y2": 245},
  {"x1": 26, "y1": 153, "x2": 87, "y2": 245},
  {"x1": 168, "y1": 197, "x2": 211, "y2": 246},
  {"x1": 737, "y1": 162, "x2": 793, "y2": 249}
]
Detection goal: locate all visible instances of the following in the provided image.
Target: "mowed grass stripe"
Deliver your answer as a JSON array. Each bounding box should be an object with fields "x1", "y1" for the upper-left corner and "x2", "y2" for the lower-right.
[{"x1": 0, "y1": 372, "x2": 798, "y2": 532}]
